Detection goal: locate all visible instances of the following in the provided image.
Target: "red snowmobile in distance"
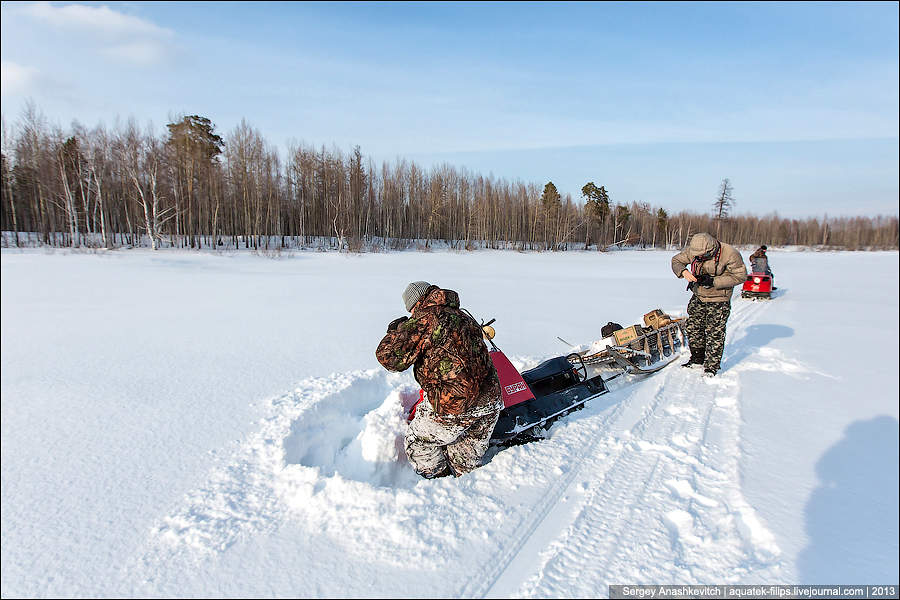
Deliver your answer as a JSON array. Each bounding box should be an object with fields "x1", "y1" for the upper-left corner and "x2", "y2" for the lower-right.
[{"x1": 741, "y1": 272, "x2": 773, "y2": 300}]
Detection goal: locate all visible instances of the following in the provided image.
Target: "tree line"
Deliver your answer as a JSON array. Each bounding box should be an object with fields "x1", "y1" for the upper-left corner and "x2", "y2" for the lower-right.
[{"x1": 2, "y1": 106, "x2": 897, "y2": 252}]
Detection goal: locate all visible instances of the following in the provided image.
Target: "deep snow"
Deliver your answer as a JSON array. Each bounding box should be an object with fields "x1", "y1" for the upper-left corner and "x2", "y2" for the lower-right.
[{"x1": 1, "y1": 248, "x2": 897, "y2": 597}]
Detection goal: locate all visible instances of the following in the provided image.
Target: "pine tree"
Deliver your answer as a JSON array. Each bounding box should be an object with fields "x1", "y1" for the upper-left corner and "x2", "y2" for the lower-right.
[
  {"x1": 541, "y1": 181, "x2": 561, "y2": 249},
  {"x1": 165, "y1": 115, "x2": 224, "y2": 247},
  {"x1": 656, "y1": 207, "x2": 668, "y2": 248},
  {"x1": 581, "y1": 182, "x2": 611, "y2": 248}
]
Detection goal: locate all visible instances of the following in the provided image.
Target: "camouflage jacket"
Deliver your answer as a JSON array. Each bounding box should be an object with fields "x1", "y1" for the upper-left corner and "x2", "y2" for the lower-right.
[{"x1": 375, "y1": 286, "x2": 500, "y2": 418}]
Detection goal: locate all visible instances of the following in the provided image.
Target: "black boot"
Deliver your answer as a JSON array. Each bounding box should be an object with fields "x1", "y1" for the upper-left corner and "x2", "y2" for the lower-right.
[
  {"x1": 421, "y1": 465, "x2": 452, "y2": 479},
  {"x1": 683, "y1": 347, "x2": 705, "y2": 368}
]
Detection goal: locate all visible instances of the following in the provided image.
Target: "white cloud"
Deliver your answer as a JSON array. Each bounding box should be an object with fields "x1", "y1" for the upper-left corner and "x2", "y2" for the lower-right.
[
  {"x1": 1, "y1": 61, "x2": 38, "y2": 96},
  {"x1": 22, "y1": 2, "x2": 172, "y2": 38},
  {"x1": 19, "y1": 2, "x2": 174, "y2": 65},
  {"x1": 103, "y1": 41, "x2": 168, "y2": 66}
]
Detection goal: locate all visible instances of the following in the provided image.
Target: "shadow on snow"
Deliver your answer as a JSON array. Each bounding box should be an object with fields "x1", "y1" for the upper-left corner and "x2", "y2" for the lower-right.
[
  {"x1": 797, "y1": 416, "x2": 899, "y2": 583},
  {"x1": 721, "y1": 324, "x2": 794, "y2": 372}
]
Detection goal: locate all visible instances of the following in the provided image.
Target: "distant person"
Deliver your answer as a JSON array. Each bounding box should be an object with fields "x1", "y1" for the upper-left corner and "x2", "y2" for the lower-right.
[
  {"x1": 671, "y1": 233, "x2": 747, "y2": 376},
  {"x1": 376, "y1": 282, "x2": 502, "y2": 478},
  {"x1": 749, "y1": 245, "x2": 775, "y2": 281}
]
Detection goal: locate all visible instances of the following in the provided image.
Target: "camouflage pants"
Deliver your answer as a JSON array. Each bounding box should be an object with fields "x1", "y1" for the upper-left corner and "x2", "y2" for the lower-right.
[
  {"x1": 405, "y1": 393, "x2": 502, "y2": 478},
  {"x1": 685, "y1": 295, "x2": 732, "y2": 372}
]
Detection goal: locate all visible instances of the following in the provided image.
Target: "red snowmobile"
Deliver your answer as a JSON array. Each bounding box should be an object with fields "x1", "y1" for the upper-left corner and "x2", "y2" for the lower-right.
[{"x1": 741, "y1": 272, "x2": 773, "y2": 300}]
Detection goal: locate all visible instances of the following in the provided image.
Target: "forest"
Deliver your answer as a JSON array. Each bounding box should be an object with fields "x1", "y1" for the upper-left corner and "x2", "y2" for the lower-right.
[{"x1": 2, "y1": 106, "x2": 897, "y2": 252}]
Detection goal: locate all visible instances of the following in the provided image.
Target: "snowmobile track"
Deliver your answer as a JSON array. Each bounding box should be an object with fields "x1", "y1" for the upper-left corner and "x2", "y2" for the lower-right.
[
  {"x1": 460, "y1": 359, "x2": 680, "y2": 598},
  {"x1": 458, "y1": 389, "x2": 634, "y2": 598},
  {"x1": 464, "y1": 299, "x2": 782, "y2": 598}
]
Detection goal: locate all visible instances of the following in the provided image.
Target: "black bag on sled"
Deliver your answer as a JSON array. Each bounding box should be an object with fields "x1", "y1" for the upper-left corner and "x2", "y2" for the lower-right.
[{"x1": 601, "y1": 321, "x2": 623, "y2": 338}]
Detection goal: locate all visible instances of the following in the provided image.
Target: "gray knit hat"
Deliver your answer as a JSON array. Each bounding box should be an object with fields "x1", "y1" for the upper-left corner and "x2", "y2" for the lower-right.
[{"x1": 403, "y1": 281, "x2": 432, "y2": 312}]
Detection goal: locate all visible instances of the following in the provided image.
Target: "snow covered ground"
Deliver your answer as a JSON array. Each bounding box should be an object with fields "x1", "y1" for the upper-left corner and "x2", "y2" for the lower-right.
[{"x1": 2, "y1": 248, "x2": 897, "y2": 597}]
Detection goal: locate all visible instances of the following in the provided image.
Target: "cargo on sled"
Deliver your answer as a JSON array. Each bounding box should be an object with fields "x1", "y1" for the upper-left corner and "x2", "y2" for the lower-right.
[{"x1": 479, "y1": 310, "x2": 689, "y2": 445}]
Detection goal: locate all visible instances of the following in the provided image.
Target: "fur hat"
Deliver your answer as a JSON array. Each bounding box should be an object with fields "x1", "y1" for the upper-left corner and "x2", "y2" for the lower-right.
[{"x1": 402, "y1": 281, "x2": 432, "y2": 312}]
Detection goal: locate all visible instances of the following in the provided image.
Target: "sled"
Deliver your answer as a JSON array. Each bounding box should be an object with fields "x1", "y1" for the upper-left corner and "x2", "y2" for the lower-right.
[
  {"x1": 574, "y1": 320, "x2": 688, "y2": 372},
  {"x1": 483, "y1": 317, "x2": 688, "y2": 445}
]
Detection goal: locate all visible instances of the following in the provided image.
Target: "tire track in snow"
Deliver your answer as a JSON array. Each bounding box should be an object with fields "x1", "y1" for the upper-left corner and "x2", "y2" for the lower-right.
[
  {"x1": 462, "y1": 353, "x2": 682, "y2": 598},
  {"x1": 510, "y1": 377, "x2": 700, "y2": 597},
  {"x1": 458, "y1": 384, "x2": 639, "y2": 599},
  {"x1": 500, "y1": 299, "x2": 783, "y2": 597}
]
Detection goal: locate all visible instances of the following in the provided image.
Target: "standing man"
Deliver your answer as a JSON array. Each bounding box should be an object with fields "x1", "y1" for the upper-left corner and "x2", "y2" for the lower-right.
[
  {"x1": 671, "y1": 233, "x2": 747, "y2": 376},
  {"x1": 376, "y1": 281, "x2": 502, "y2": 479}
]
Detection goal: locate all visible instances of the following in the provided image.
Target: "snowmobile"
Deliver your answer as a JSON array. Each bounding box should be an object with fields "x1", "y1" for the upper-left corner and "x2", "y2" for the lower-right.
[
  {"x1": 481, "y1": 317, "x2": 688, "y2": 445},
  {"x1": 741, "y1": 271, "x2": 773, "y2": 300}
]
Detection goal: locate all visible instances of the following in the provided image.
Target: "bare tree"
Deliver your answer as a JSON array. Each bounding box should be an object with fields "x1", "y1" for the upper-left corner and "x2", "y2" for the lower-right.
[
  {"x1": 1, "y1": 104, "x2": 897, "y2": 252},
  {"x1": 121, "y1": 123, "x2": 174, "y2": 250},
  {"x1": 713, "y1": 178, "x2": 734, "y2": 237}
]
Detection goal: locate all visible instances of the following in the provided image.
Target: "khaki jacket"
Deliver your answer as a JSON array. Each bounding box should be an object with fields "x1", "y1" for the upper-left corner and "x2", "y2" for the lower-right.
[{"x1": 671, "y1": 233, "x2": 747, "y2": 302}]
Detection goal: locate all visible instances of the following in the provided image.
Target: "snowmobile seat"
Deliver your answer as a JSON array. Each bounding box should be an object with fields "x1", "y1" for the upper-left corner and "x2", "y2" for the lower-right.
[{"x1": 521, "y1": 356, "x2": 579, "y2": 397}]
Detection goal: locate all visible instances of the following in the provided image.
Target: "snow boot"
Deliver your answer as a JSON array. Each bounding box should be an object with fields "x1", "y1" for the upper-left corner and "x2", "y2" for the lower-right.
[
  {"x1": 421, "y1": 464, "x2": 452, "y2": 479},
  {"x1": 703, "y1": 368, "x2": 717, "y2": 377},
  {"x1": 683, "y1": 348, "x2": 705, "y2": 369},
  {"x1": 681, "y1": 348, "x2": 706, "y2": 369}
]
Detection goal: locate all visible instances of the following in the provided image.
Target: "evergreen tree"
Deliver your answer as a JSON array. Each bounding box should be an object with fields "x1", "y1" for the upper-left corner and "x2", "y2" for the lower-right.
[
  {"x1": 656, "y1": 207, "x2": 668, "y2": 247},
  {"x1": 541, "y1": 181, "x2": 561, "y2": 210},
  {"x1": 581, "y1": 181, "x2": 611, "y2": 248},
  {"x1": 541, "y1": 181, "x2": 561, "y2": 249},
  {"x1": 166, "y1": 116, "x2": 224, "y2": 162},
  {"x1": 165, "y1": 115, "x2": 224, "y2": 247}
]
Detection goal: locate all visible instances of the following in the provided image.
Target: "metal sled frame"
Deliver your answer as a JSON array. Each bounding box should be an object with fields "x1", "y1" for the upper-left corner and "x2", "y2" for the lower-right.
[{"x1": 577, "y1": 320, "x2": 689, "y2": 372}]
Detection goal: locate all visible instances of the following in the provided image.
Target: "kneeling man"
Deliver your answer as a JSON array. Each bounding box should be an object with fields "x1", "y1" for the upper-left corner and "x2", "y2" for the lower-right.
[{"x1": 376, "y1": 282, "x2": 502, "y2": 478}]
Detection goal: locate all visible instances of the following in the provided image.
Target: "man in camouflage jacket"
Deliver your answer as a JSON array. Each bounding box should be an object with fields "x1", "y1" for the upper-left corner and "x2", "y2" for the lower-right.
[
  {"x1": 376, "y1": 282, "x2": 502, "y2": 478},
  {"x1": 671, "y1": 233, "x2": 747, "y2": 376}
]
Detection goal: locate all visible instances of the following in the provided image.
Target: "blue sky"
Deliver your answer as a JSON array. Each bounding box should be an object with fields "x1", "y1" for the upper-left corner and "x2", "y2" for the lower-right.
[{"x1": 1, "y1": 1, "x2": 897, "y2": 217}]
